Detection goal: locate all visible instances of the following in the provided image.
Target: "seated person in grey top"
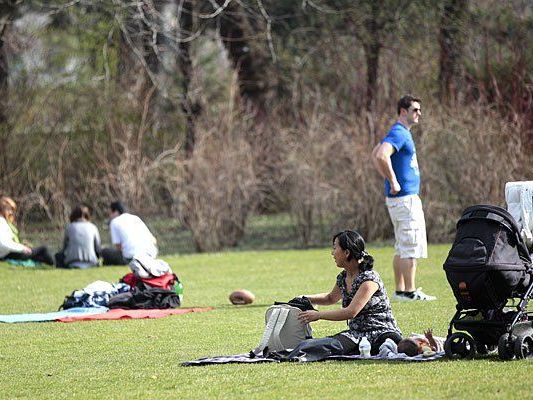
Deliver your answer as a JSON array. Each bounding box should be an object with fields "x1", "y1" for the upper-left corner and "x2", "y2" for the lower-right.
[{"x1": 55, "y1": 205, "x2": 101, "y2": 269}]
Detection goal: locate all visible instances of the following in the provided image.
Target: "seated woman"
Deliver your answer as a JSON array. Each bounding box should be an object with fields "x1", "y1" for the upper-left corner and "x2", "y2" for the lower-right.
[
  {"x1": 0, "y1": 196, "x2": 54, "y2": 265},
  {"x1": 55, "y1": 205, "x2": 101, "y2": 269},
  {"x1": 295, "y1": 230, "x2": 401, "y2": 359}
]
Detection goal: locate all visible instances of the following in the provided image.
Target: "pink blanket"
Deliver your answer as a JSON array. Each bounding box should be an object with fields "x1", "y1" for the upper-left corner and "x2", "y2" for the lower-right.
[{"x1": 58, "y1": 307, "x2": 213, "y2": 322}]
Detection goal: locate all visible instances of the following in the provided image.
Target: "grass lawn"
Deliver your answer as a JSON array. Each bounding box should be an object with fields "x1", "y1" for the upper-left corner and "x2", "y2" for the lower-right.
[{"x1": 1, "y1": 244, "x2": 533, "y2": 399}]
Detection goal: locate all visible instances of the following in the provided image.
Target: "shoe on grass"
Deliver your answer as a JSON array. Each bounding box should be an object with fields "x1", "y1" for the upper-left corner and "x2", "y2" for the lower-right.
[{"x1": 392, "y1": 288, "x2": 436, "y2": 301}]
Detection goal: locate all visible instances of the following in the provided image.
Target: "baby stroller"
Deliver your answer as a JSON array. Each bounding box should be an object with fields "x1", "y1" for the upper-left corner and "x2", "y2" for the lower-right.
[{"x1": 443, "y1": 204, "x2": 533, "y2": 360}]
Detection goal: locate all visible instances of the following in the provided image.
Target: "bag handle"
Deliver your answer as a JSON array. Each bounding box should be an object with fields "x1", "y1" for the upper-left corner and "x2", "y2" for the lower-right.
[
  {"x1": 271, "y1": 307, "x2": 290, "y2": 351},
  {"x1": 251, "y1": 307, "x2": 281, "y2": 357}
]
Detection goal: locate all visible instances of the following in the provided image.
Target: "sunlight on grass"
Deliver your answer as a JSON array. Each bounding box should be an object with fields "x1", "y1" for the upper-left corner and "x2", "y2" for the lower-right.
[{"x1": 1, "y1": 244, "x2": 533, "y2": 399}]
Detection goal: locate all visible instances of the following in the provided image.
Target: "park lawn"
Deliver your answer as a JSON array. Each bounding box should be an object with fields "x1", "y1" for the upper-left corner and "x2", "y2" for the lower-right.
[{"x1": 1, "y1": 244, "x2": 533, "y2": 400}]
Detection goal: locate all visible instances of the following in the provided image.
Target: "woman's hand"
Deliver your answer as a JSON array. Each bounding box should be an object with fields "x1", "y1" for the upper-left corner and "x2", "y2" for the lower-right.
[{"x1": 298, "y1": 310, "x2": 320, "y2": 324}]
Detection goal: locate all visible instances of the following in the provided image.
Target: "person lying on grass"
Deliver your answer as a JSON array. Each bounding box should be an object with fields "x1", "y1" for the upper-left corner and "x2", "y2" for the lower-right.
[
  {"x1": 396, "y1": 329, "x2": 444, "y2": 356},
  {"x1": 295, "y1": 230, "x2": 402, "y2": 358}
]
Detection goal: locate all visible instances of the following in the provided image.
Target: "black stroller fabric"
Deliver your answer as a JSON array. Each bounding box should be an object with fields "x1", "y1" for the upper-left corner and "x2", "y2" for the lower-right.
[{"x1": 443, "y1": 205, "x2": 532, "y2": 309}]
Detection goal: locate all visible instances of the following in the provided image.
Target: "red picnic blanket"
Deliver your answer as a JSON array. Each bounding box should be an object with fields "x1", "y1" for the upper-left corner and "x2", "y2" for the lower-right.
[{"x1": 57, "y1": 307, "x2": 213, "y2": 322}]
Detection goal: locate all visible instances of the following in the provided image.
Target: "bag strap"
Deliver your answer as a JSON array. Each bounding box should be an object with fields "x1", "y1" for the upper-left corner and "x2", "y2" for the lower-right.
[
  {"x1": 251, "y1": 307, "x2": 284, "y2": 357},
  {"x1": 270, "y1": 307, "x2": 290, "y2": 351}
]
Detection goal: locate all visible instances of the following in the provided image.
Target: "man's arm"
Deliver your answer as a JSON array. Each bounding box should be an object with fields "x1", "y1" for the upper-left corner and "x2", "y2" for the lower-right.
[{"x1": 372, "y1": 142, "x2": 400, "y2": 195}]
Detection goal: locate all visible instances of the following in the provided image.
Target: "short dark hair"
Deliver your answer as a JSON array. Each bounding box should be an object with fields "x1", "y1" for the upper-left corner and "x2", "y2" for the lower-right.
[
  {"x1": 397, "y1": 338, "x2": 420, "y2": 356},
  {"x1": 397, "y1": 95, "x2": 421, "y2": 115},
  {"x1": 110, "y1": 201, "x2": 125, "y2": 215},
  {"x1": 332, "y1": 230, "x2": 374, "y2": 271}
]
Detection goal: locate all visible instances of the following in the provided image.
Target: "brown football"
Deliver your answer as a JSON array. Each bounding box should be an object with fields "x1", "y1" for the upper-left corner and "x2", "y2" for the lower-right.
[{"x1": 229, "y1": 289, "x2": 255, "y2": 305}]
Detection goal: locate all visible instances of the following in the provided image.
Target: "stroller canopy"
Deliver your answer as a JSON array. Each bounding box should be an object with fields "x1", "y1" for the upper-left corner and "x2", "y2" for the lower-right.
[{"x1": 445, "y1": 204, "x2": 531, "y2": 271}]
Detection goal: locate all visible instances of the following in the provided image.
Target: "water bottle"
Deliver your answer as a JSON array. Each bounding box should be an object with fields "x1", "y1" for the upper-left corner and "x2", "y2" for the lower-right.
[
  {"x1": 175, "y1": 280, "x2": 184, "y2": 303},
  {"x1": 359, "y1": 336, "x2": 371, "y2": 358}
]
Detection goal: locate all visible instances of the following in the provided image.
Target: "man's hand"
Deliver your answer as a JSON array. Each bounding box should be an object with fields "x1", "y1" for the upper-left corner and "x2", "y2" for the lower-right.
[
  {"x1": 390, "y1": 179, "x2": 401, "y2": 195},
  {"x1": 298, "y1": 310, "x2": 320, "y2": 324},
  {"x1": 22, "y1": 245, "x2": 32, "y2": 255}
]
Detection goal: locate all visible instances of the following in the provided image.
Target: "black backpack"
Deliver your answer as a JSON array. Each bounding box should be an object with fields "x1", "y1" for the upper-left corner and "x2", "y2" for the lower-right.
[{"x1": 107, "y1": 282, "x2": 180, "y2": 309}]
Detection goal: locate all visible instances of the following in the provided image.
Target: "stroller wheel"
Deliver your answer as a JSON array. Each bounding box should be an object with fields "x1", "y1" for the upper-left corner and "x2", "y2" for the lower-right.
[
  {"x1": 444, "y1": 333, "x2": 476, "y2": 359},
  {"x1": 514, "y1": 335, "x2": 533, "y2": 359},
  {"x1": 498, "y1": 334, "x2": 515, "y2": 360},
  {"x1": 476, "y1": 343, "x2": 489, "y2": 355}
]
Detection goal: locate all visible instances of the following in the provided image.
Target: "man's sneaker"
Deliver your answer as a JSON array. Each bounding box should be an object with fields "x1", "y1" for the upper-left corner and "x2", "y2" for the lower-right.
[
  {"x1": 409, "y1": 288, "x2": 437, "y2": 301},
  {"x1": 392, "y1": 292, "x2": 410, "y2": 301},
  {"x1": 392, "y1": 288, "x2": 436, "y2": 301}
]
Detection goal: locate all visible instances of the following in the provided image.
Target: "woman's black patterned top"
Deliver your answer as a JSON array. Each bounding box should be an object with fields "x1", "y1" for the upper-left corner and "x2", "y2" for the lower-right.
[{"x1": 336, "y1": 269, "x2": 401, "y2": 343}]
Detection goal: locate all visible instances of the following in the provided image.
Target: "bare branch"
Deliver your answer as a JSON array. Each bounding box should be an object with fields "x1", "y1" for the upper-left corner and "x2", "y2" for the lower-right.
[
  {"x1": 255, "y1": 0, "x2": 276, "y2": 63},
  {"x1": 199, "y1": 0, "x2": 232, "y2": 19}
]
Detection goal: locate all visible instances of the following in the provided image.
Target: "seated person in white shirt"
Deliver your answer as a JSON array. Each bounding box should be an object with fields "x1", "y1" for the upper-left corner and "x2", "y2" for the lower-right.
[{"x1": 101, "y1": 201, "x2": 158, "y2": 266}]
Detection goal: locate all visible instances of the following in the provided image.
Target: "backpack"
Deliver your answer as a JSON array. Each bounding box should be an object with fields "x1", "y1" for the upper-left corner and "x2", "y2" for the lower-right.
[
  {"x1": 251, "y1": 300, "x2": 314, "y2": 357},
  {"x1": 107, "y1": 282, "x2": 181, "y2": 309}
]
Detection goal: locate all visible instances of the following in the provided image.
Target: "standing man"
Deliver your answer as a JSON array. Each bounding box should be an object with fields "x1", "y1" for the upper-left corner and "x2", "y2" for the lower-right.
[
  {"x1": 372, "y1": 95, "x2": 435, "y2": 301},
  {"x1": 101, "y1": 201, "x2": 158, "y2": 266}
]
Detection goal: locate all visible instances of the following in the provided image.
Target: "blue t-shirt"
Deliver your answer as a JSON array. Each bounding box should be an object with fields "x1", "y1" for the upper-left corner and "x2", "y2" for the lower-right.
[{"x1": 381, "y1": 122, "x2": 420, "y2": 197}]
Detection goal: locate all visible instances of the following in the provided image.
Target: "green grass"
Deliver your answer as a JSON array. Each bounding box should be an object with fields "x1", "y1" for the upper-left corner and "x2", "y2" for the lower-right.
[{"x1": 1, "y1": 244, "x2": 533, "y2": 399}]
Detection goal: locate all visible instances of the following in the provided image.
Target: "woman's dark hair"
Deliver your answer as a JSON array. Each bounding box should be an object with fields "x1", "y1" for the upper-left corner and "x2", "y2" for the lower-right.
[
  {"x1": 332, "y1": 230, "x2": 374, "y2": 271},
  {"x1": 70, "y1": 205, "x2": 91, "y2": 222}
]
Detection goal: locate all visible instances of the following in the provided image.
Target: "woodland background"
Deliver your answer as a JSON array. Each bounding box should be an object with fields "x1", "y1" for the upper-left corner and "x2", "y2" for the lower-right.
[{"x1": 0, "y1": 0, "x2": 532, "y2": 252}]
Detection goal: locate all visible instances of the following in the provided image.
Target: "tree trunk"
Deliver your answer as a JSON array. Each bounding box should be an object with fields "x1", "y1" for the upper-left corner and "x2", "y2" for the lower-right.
[
  {"x1": 0, "y1": 2, "x2": 16, "y2": 125},
  {"x1": 363, "y1": 0, "x2": 382, "y2": 114},
  {"x1": 216, "y1": 1, "x2": 273, "y2": 116},
  {"x1": 364, "y1": 42, "x2": 381, "y2": 114},
  {"x1": 438, "y1": 0, "x2": 468, "y2": 104},
  {"x1": 176, "y1": 0, "x2": 195, "y2": 157}
]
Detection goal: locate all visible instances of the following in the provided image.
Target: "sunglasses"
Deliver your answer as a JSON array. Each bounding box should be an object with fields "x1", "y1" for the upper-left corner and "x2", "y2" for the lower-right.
[{"x1": 410, "y1": 107, "x2": 421, "y2": 113}]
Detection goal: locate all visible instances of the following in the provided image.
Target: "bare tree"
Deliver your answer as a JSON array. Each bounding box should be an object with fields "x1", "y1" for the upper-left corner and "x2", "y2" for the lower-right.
[
  {"x1": 438, "y1": 0, "x2": 468, "y2": 104},
  {"x1": 215, "y1": 0, "x2": 276, "y2": 116},
  {"x1": 0, "y1": 0, "x2": 20, "y2": 124}
]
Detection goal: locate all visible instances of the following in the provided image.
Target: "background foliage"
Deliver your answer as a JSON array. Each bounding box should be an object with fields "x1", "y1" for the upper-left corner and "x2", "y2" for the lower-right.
[{"x1": 1, "y1": 0, "x2": 532, "y2": 251}]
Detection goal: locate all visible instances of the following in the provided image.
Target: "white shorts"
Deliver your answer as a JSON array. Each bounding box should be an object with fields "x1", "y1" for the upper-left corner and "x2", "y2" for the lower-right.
[{"x1": 386, "y1": 194, "x2": 428, "y2": 259}]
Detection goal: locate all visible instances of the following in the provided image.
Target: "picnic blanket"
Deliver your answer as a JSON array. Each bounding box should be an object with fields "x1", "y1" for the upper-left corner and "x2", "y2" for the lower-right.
[
  {"x1": 4, "y1": 259, "x2": 40, "y2": 267},
  {"x1": 58, "y1": 307, "x2": 213, "y2": 322},
  {"x1": 0, "y1": 307, "x2": 108, "y2": 323},
  {"x1": 182, "y1": 351, "x2": 445, "y2": 366},
  {"x1": 0, "y1": 307, "x2": 212, "y2": 323},
  {"x1": 182, "y1": 338, "x2": 445, "y2": 366}
]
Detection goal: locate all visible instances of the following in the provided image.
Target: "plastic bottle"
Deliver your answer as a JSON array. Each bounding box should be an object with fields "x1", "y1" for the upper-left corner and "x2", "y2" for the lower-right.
[
  {"x1": 175, "y1": 281, "x2": 184, "y2": 303},
  {"x1": 359, "y1": 336, "x2": 371, "y2": 358}
]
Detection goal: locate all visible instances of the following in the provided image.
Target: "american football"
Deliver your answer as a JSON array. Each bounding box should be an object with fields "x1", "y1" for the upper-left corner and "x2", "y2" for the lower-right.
[{"x1": 229, "y1": 289, "x2": 255, "y2": 305}]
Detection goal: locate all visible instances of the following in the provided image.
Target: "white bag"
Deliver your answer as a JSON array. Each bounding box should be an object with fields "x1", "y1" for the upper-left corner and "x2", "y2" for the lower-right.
[
  {"x1": 252, "y1": 304, "x2": 313, "y2": 356},
  {"x1": 505, "y1": 181, "x2": 533, "y2": 250},
  {"x1": 129, "y1": 254, "x2": 172, "y2": 278}
]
